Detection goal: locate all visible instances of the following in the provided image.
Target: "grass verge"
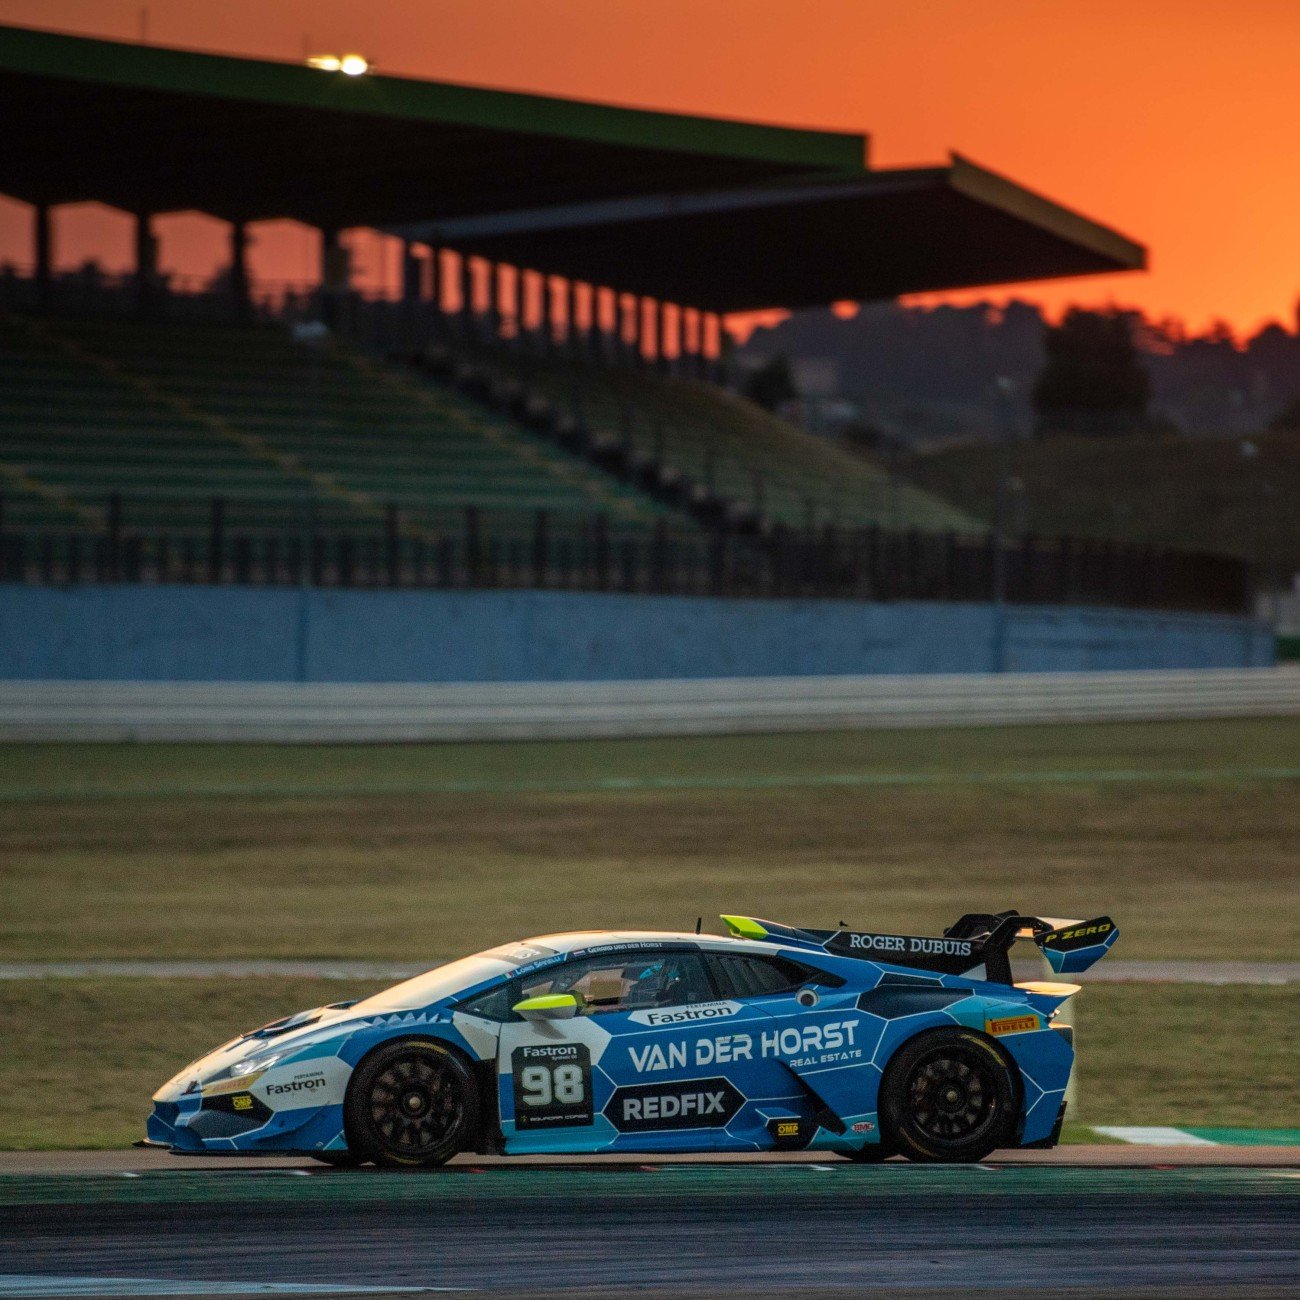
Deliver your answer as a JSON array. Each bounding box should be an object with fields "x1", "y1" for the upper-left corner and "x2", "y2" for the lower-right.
[
  {"x1": 1, "y1": 720, "x2": 1297, "y2": 961},
  {"x1": 0, "y1": 978, "x2": 1293, "y2": 1150}
]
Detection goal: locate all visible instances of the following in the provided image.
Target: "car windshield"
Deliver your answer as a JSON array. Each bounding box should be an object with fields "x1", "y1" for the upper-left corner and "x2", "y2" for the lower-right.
[{"x1": 351, "y1": 941, "x2": 560, "y2": 1013}]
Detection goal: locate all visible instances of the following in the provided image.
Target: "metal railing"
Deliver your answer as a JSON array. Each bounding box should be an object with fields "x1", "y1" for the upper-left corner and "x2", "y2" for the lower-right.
[{"x1": 0, "y1": 494, "x2": 1252, "y2": 613}]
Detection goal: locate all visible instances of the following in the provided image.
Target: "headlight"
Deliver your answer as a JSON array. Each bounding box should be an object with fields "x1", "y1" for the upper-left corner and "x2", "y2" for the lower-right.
[{"x1": 231, "y1": 1052, "x2": 282, "y2": 1077}]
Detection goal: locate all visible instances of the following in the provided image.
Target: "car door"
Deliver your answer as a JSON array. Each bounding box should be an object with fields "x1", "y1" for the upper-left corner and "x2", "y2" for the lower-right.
[
  {"x1": 493, "y1": 944, "x2": 752, "y2": 1154},
  {"x1": 699, "y1": 952, "x2": 869, "y2": 1150}
]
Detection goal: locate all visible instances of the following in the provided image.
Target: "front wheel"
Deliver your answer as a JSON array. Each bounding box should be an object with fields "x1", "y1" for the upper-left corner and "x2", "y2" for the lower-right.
[
  {"x1": 345, "y1": 1039, "x2": 480, "y2": 1169},
  {"x1": 879, "y1": 1028, "x2": 1017, "y2": 1163}
]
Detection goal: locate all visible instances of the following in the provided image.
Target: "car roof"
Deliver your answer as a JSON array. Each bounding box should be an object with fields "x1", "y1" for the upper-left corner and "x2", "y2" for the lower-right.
[{"x1": 521, "y1": 929, "x2": 764, "y2": 955}]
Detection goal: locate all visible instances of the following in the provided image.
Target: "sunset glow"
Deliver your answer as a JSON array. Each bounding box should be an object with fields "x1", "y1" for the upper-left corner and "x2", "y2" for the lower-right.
[{"x1": 1, "y1": 0, "x2": 1296, "y2": 336}]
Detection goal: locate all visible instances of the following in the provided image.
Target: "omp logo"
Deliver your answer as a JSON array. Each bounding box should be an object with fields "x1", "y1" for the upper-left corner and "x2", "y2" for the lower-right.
[
  {"x1": 775, "y1": 1120, "x2": 800, "y2": 1138},
  {"x1": 265, "y1": 1075, "x2": 327, "y2": 1096},
  {"x1": 628, "y1": 1000, "x2": 741, "y2": 1027},
  {"x1": 986, "y1": 1015, "x2": 1039, "y2": 1036},
  {"x1": 231, "y1": 1095, "x2": 254, "y2": 1111}
]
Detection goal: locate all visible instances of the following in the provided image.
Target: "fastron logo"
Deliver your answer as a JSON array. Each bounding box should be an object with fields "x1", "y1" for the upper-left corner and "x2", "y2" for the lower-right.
[
  {"x1": 264, "y1": 1074, "x2": 327, "y2": 1096},
  {"x1": 627, "y1": 1000, "x2": 741, "y2": 1027}
]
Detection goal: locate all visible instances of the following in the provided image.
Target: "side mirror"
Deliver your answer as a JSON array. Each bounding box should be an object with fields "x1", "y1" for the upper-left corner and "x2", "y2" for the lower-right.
[{"x1": 513, "y1": 993, "x2": 580, "y2": 1021}]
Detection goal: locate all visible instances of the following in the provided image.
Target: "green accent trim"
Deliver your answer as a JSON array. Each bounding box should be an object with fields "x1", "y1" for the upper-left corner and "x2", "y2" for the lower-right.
[
  {"x1": 512, "y1": 993, "x2": 579, "y2": 1015},
  {"x1": 1182, "y1": 1128, "x2": 1300, "y2": 1146},
  {"x1": 720, "y1": 915, "x2": 768, "y2": 941},
  {"x1": 0, "y1": 24, "x2": 867, "y2": 171}
]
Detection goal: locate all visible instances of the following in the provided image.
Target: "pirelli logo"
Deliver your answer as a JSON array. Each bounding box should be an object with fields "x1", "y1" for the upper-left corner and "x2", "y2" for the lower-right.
[{"x1": 986, "y1": 1014, "x2": 1039, "y2": 1036}]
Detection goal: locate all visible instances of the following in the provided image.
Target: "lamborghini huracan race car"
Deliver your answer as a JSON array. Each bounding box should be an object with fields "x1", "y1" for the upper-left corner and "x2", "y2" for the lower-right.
[{"x1": 146, "y1": 910, "x2": 1117, "y2": 1166}]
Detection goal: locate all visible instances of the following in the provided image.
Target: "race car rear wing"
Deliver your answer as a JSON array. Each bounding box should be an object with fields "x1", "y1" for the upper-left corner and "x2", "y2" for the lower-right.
[{"x1": 720, "y1": 911, "x2": 1117, "y2": 985}]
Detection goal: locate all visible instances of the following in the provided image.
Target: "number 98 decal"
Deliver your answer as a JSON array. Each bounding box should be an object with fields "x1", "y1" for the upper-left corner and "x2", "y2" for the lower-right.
[{"x1": 511, "y1": 1043, "x2": 594, "y2": 1129}]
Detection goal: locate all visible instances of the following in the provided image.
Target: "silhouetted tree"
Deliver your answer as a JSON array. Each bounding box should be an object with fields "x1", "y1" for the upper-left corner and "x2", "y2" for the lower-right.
[
  {"x1": 743, "y1": 353, "x2": 797, "y2": 411},
  {"x1": 1269, "y1": 395, "x2": 1300, "y2": 431},
  {"x1": 1032, "y1": 309, "x2": 1151, "y2": 436}
]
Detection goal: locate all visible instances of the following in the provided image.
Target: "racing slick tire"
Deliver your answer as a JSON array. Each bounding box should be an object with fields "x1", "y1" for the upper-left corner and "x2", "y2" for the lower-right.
[
  {"x1": 344, "y1": 1039, "x2": 480, "y2": 1169},
  {"x1": 878, "y1": 1027, "x2": 1018, "y2": 1163}
]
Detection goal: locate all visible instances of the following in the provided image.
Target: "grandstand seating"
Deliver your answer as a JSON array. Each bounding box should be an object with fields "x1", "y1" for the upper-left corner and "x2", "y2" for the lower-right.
[
  {"x1": 0, "y1": 315, "x2": 673, "y2": 540},
  {"x1": 447, "y1": 341, "x2": 976, "y2": 533}
]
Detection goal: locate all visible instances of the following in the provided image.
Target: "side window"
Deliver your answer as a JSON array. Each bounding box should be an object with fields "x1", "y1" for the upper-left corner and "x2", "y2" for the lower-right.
[
  {"x1": 457, "y1": 980, "x2": 516, "y2": 1022},
  {"x1": 460, "y1": 951, "x2": 715, "y2": 1020},
  {"x1": 705, "y1": 954, "x2": 842, "y2": 999}
]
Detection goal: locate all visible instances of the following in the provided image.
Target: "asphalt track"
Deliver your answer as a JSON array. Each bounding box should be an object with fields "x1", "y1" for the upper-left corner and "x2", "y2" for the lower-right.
[{"x1": 2, "y1": 1151, "x2": 1297, "y2": 1298}]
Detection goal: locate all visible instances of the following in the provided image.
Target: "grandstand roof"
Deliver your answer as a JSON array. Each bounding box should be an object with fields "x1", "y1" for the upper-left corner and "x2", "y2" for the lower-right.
[
  {"x1": 396, "y1": 156, "x2": 1145, "y2": 312},
  {"x1": 0, "y1": 23, "x2": 1145, "y2": 309},
  {"x1": 0, "y1": 24, "x2": 866, "y2": 226}
]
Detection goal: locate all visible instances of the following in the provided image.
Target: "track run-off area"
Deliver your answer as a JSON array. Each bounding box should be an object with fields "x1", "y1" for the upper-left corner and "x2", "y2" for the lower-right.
[{"x1": 2, "y1": 1151, "x2": 1298, "y2": 1297}]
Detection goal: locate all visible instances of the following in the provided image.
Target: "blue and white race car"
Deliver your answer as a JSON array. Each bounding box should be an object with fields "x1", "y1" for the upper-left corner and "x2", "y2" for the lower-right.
[{"x1": 147, "y1": 910, "x2": 1117, "y2": 1166}]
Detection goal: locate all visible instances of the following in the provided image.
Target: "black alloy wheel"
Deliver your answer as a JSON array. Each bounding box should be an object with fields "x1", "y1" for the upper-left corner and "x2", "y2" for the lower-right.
[
  {"x1": 879, "y1": 1027, "x2": 1017, "y2": 1163},
  {"x1": 344, "y1": 1039, "x2": 480, "y2": 1169}
]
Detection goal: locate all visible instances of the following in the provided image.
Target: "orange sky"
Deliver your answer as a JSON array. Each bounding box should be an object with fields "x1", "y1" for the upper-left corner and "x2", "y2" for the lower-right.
[{"x1": 2, "y1": 0, "x2": 1298, "y2": 337}]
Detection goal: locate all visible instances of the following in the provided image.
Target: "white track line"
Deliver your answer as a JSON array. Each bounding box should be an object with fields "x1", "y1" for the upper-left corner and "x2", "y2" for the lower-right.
[{"x1": 1093, "y1": 1126, "x2": 1217, "y2": 1146}]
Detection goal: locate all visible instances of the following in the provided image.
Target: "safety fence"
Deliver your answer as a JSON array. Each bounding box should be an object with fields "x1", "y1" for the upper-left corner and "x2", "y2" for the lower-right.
[{"x1": 0, "y1": 497, "x2": 1251, "y2": 614}]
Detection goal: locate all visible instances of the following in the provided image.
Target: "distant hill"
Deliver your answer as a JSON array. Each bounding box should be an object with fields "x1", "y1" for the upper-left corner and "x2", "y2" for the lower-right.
[
  {"x1": 900, "y1": 429, "x2": 1300, "y2": 577},
  {"x1": 739, "y1": 302, "x2": 1300, "y2": 442}
]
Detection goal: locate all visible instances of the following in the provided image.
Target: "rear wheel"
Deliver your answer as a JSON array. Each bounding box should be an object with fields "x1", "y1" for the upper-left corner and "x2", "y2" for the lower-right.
[
  {"x1": 345, "y1": 1039, "x2": 480, "y2": 1169},
  {"x1": 879, "y1": 1027, "x2": 1017, "y2": 1163}
]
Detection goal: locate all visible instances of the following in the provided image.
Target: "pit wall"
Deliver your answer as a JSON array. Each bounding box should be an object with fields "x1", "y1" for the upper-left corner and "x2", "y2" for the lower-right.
[{"x1": 0, "y1": 586, "x2": 1273, "y2": 681}]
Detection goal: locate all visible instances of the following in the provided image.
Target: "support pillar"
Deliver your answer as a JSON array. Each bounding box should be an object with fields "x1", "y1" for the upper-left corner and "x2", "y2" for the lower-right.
[
  {"x1": 134, "y1": 212, "x2": 157, "y2": 318},
  {"x1": 229, "y1": 219, "x2": 251, "y2": 322},
  {"x1": 34, "y1": 202, "x2": 53, "y2": 312},
  {"x1": 567, "y1": 279, "x2": 582, "y2": 355},
  {"x1": 491, "y1": 263, "x2": 512, "y2": 343},
  {"x1": 589, "y1": 287, "x2": 606, "y2": 362},
  {"x1": 707, "y1": 312, "x2": 725, "y2": 382},
  {"x1": 424, "y1": 246, "x2": 442, "y2": 334},
  {"x1": 542, "y1": 276, "x2": 560, "y2": 350},
  {"x1": 401, "y1": 240, "x2": 421, "y2": 306},
  {"x1": 320, "y1": 227, "x2": 345, "y2": 329},
  {"x1": 457, "y1": 253, "x2": 474, "y2": 337}
]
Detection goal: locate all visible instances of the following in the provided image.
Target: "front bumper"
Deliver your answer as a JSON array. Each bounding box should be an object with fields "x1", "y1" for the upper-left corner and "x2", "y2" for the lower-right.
[{"x1": 147, "y1": 1095, "x2": 349, "y2": 1156}]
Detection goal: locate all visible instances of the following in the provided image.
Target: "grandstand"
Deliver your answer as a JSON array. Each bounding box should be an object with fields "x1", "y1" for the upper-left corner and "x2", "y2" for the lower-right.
[
  {"x1": 0, "y1": 24, "x2": 1253, "y2": 632},
  {"x1": 433, "y1": 338, "x2": 973, "y2": 533},
  {"x1": 0, "y1": 314, "x2": 669, "y2": 541}
]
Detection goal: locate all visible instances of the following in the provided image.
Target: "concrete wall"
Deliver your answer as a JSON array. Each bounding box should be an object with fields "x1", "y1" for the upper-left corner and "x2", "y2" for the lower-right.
[{"x1": 0, "y1": 586, "x2": 1273, "y2": 682}]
